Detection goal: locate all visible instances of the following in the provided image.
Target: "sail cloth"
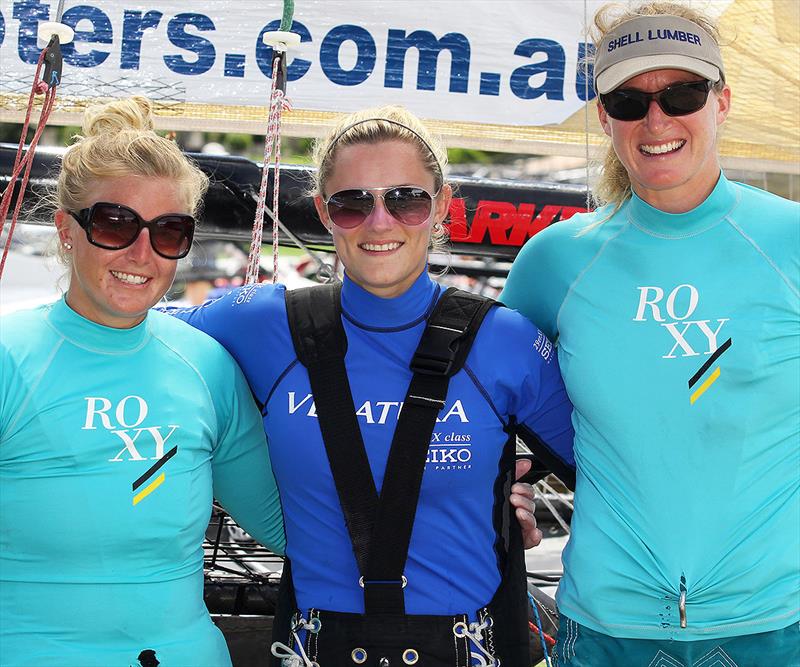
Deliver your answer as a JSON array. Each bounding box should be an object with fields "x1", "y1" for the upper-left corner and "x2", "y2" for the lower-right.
[{"x1": 0, "y1": 0, "x2": 797, "y2": 173}]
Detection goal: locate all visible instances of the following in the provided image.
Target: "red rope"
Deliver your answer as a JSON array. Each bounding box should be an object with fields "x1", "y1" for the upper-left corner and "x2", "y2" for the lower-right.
[
  {"x1": 529, "y1": 620, "x2": 557, "y2": 647},
  {"x1": 0, "y1": 48, "x2": 57, "y2": 280}
]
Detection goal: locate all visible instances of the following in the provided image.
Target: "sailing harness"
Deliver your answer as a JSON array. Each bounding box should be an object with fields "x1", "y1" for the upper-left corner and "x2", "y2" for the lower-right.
[{"x1": 271, "y1": 284, "x2": 531, "y2": 666}]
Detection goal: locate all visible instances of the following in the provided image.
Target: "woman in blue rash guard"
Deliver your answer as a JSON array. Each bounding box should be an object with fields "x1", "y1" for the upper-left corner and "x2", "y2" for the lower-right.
[
  {"x1": 501, "y1": 2, "x2": 799, "y2": 665},
  {"x1": 0, "y1": 97, "x2": 285, "y2": 666},
  {"x1": 171, "y1": 105, "x2": 576, "y2": 666}
]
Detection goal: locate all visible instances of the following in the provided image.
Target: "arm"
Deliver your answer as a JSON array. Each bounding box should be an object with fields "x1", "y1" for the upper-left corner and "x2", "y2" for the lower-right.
[
  {"x1": 499, "y1": 226, "x2": 571, "y2": 342},
  {"x1": 211, "y1": 359, "x2": 286, "y2": 555}
]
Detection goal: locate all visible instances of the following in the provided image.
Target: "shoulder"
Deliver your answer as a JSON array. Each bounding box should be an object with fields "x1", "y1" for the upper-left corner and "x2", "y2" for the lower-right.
[
  {"x1": 471, "y1": 302, "x2": 553, "y2": 367},
  {"x1": 726, "y1": 182, "x2": 800, "y2": 268},
  {"x1": 728, "y1": 182, "x2": 800, "y2": 233},
  {"x1": 730, "y1": 181, "x2": 799, "y2": 217},
  {"x1": 0, "y1": 303, "x2": 55, "y2": 353},
  {"x1": 147, "y1": 310, "x2": 241, "y2": 379}
]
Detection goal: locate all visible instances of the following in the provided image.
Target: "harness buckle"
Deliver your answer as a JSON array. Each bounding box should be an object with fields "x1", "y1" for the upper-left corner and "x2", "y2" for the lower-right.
[
  {"x1": 410, "y1": 324, "x2": 465, "y2": 376},
  {"x1": 359, "y1": 575, "x2": 407, "y2": 588}
]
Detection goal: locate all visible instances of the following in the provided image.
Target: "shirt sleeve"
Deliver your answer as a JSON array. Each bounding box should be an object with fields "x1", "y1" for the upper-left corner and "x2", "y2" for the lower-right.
[
  {"x1": 514, "y1": 337, "x2": 576, "y2": 489},
  {"x1": 211, "y1": 356, "x2": 286, "y2": 555},
  {"x1": 499, "y1": 224, "x2": 573, "y2": 341}
]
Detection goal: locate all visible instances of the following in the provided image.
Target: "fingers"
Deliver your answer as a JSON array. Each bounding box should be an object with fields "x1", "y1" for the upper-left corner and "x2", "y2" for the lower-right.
[
  {"x1": 510, "y1": 484, "x2": 542, "y2": 549},
  {"x1": 515, "y1": 457, "x2": 532, "y2": 481},
  {"x1": 515, "y1": 504, "x2": 543, "y2": 549}
]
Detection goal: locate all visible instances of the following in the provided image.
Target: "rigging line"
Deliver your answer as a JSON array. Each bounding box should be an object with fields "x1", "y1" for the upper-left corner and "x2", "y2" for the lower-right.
[
  {"x1": 584, "y1": 0, "x2": 592, "y2": 212},
  {"x1": 534, "y1": 481, "x2": 571, "y2": 535},
  {"x1": 280, "y1": 0, "x2": 295, "y2": 31},
  {"x1": 261, "y1": 203, "x2": 337, "y2": 283}
]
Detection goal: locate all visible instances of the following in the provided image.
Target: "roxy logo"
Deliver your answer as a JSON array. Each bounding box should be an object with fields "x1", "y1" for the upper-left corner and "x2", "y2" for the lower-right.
[
  {"x1": 633, "y1": 284, "x2": 728, "y2": 359},
  {"x1": 82, "y1": 395, "x2": 179, "y2": 462}
]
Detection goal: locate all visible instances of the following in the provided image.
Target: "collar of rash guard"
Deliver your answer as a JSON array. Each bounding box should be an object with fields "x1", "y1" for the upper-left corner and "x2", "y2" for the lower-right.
[
  {"x1": 340, "y1": 270, "x2": 440, "y2": 331},
  {"x1": 47, "y1": 296, "x2": 151, "y2": 353}
]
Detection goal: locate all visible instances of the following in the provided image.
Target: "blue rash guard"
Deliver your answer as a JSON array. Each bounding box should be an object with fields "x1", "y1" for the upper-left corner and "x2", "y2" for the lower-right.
[
  {"x1": 0, "y1": 299, "x2": 285, "y2": 667},
  {"x1": 171, "y1": 271, "x2": 575, "y2": 617},
  {"x1": 500, "y1": 174, "x2": 800, "y2": 640}
]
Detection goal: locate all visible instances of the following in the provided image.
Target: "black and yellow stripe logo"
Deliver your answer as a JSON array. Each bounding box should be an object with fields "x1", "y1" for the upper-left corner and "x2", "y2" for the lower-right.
[
  {"x1": 688, "y1": 338, "x2": 732, "y2": 404},
  {"x1": 131, "y1": 446, "x2": 178, "y2": 506}
]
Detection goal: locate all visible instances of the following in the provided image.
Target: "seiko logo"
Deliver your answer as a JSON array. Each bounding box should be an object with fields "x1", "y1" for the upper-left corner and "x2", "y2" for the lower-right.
[
  {"x1": 82, "y1": 395, "x2": 179, "y2": 462},
  {"x1": 633, "y1": 284, "x2": 728, "y2": 359},
  {"x1": 287, "y1": 393, "x2": 469, "y2": 423}
]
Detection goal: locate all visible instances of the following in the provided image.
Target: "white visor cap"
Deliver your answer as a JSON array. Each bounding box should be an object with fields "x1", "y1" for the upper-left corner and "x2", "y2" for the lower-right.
[{"x1": 594, "y1": 15, "x2": 724, "y2": 95}]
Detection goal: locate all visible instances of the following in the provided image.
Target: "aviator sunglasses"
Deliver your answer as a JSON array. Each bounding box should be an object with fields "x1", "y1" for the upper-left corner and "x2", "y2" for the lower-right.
[
  {"x1": 69, "y1": 202, "x2": 195, "y2": 260},
  {"x1": 323, "y1": 186, "x2": 440, "y2": 229},
  {"x1": 600, "y1": 80, "x2": 713, "y2": 122}
]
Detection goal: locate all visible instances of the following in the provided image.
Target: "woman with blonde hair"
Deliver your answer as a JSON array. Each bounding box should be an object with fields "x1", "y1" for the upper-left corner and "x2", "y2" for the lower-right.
[
  {"x1": 502, "y1": 2, "x2": 799, "y2": 664},
  {"x1": 0, "y1": 96, "x2": 285, "y2": 666},
  {"x1": 173, "y1": 104, "x2": 576, "y2": 665}
]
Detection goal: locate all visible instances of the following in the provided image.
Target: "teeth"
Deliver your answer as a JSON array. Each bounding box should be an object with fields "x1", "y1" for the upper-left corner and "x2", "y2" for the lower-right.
[
  {"x1": 361, "y1": 242, "x2": 401, "y2": 252},
  {"x1": 111, "y1": 271, "x2": 148, "y2": 285},
  {"x1": 640, "y1": 140, "x2": 685, "y2": 155}
]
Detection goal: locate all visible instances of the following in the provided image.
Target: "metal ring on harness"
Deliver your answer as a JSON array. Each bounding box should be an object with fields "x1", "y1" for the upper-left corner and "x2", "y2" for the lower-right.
[
  {"x1": 402, "y1": 648, "x2": 419, "y2": 664},
  {"x1": 358, "y1": 575, "x2": 407, "y2": 588}
]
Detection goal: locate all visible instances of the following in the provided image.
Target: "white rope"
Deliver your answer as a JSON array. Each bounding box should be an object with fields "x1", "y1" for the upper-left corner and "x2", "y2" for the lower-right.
[
  {"x1": 270, "y1": 615, "x2": 320, "y2": 667},
  {"x1": 245, "y1": 54, "x2": 291, "y2": 285},
  {"x1": 453, "y1": 618, "x2": 498, "y2": 667}
]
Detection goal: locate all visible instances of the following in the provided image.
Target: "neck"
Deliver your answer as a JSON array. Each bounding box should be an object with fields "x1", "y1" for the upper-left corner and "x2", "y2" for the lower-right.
[{"x1": 633, "y1": 165, "x2": 722, "y2": 214}]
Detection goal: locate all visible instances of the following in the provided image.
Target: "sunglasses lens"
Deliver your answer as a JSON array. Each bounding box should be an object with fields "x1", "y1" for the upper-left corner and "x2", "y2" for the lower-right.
[
  {"x1": 602, "y1": 81, "x2": 711, "y2": 121},
  {"x1": 150, "y1": 216, "x2": 194, "y2": 259},
  {"x1": 327, "y1": 189, "x2": 375, "y2": 229},
  {"x1": 383, "y1": 187, "x2": 434, "y2": 226},
  {"x1": 89, "y1": 204, "x2": 140, "y2": 248},
  {"x1": 660, "y1": 82, "x2": 710, "y2": 116},
  {"x1": 601, "y1": 90, "x2": 648, "y2": 121}
]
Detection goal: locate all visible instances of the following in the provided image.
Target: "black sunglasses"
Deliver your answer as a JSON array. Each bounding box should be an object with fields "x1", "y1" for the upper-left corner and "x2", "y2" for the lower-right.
[
  {"x1": 323, "y1": 186, "x2": 439, "y2": 229},
  {"x1": 69, "y1": 202, "x2": 195, "y2": 260},
  {"x1": 600, "y1": 80, "x2": 713, "y2": 121}
]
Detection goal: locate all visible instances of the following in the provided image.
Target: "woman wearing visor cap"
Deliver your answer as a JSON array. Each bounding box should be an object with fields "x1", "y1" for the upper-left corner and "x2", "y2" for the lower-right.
[
  {"x1": 502, "y1": 2, "x2": 799, "y2": 665},
  {"x1": 0, "y1": 97, "x2": 285, "y2": 665},
  {"x1": 172, "y1": 105, "x2": 576, "y2": 665}
]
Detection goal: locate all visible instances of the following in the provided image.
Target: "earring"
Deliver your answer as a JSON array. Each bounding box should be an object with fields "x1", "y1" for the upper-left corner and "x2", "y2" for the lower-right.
[{"x1": 62, "y1": 241, "x2": 72, "y2": 250}]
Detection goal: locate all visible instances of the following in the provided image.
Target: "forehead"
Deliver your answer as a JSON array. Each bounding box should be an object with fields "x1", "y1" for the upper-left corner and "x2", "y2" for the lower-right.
[
  {"x1": 85, "y1": 175, "x2": 187, "y2": 212},
  {"x1": 620, "y1": 68, "x2": 705, "y2": 90},
  {"x1": 325, "y1": 140, "x2": 436, "y2": 191}
]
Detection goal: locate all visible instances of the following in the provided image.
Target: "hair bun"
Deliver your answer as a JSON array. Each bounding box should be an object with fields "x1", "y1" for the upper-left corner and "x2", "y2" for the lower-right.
[{"x1": 82, "y1": 96, "x2": 155, "y2": 137}]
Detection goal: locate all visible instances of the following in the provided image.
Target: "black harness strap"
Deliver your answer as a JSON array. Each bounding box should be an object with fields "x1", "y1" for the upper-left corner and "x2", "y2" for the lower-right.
[
  {"x1": 285, "y1": 283, "x2": 378, "y2": 573},
  {"x1": 285, "y1": 284, "x2": 497, "y2": 616}
]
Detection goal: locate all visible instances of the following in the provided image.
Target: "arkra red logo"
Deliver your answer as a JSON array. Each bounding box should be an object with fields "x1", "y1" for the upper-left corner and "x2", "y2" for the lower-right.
[{"x1": 446, "y1": 199, "x2": 586, "y2": 246}]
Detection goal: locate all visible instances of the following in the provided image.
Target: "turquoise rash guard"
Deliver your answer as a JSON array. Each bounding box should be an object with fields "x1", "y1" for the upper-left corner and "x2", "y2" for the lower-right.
[
  {"x1": 170, "y1": 271, "x2": 575, "y2": 618},
  {"x1": 500, "y1": 174, "x2": 800, "y2": 640},
  {"x1": 0, "y1": 299, "x2": 285, "y2": 666}
]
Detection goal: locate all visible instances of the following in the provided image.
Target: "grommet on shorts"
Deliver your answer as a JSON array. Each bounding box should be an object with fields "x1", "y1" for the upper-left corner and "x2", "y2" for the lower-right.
[
  {"x1": 307, "y1": 616, "x2": 322, "y2": 634},
  {"x1": 402, "y1": 648, "x2": 419, "y2": 664},
  {"x1": 351, "y1": 647, "x2": 367, "y2": 663},
  {"x1": 452, "y1": 621, "x2": 469, "y2": 637}
]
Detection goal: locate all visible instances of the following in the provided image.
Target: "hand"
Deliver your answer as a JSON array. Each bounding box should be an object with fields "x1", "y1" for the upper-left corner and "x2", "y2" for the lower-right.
[{"x1": 512, "y1": 459, "x2": 543, "y2": 549}]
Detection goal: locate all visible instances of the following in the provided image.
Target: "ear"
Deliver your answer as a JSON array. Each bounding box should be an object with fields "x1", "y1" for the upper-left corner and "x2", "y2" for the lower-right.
[
  {"x1": 313, "y1": 195, "x2": 332, "y2": 232},
  {"x1": 597, "y1": 100, "x2": 612, "y2": 138},
  {"x1": 714, "y1": 84, "x2": 731, "y2": 126},
  {"x1": 54, "y1": 210, "x2": 73, "y2": 246},
  {"x1": 434, "y1": 184, "x2": 453, "y2": 223}
]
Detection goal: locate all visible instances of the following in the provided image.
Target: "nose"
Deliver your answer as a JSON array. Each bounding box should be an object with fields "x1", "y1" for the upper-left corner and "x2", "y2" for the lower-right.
[
  {"x1": 363, "y1": 195, "x2": 396, "y2": 231},
  {"x1": 644, "y1": 98, "x2": 671, "y2": 131},
  {"x1": 126, "y1": 227, "x2": 154, "y2": 262}
]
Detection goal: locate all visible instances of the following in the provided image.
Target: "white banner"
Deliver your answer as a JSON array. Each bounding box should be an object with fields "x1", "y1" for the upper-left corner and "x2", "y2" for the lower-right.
[{"x1": 0, "y1": 0, "x2": 615, "y2": 126}]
